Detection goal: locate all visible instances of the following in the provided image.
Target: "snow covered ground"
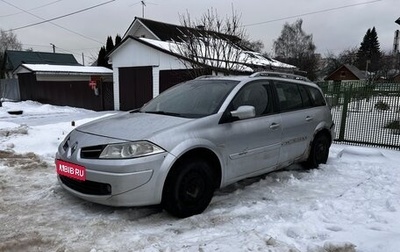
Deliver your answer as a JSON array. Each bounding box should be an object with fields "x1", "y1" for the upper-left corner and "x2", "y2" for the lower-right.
[{"x1": 1, "y1": 101, "x2": 399, "y2": 252}]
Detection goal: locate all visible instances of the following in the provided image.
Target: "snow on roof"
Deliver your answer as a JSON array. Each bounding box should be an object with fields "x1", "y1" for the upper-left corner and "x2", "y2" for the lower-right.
[
  {"x1": 14, "y1": 64, "x2": 113, "y2": 75},
  {"x1": 139, "y1": 37, "x2": 296, "y2": 71}
]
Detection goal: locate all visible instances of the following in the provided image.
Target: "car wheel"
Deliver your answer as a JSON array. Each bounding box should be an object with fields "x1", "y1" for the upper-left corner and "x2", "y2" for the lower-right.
[
  {"x1": 303, "y1": 133, "x2": 330, "y2": 168},
  {"x1": 162, "y1": 159, "x2": 215, "y2": 218}
]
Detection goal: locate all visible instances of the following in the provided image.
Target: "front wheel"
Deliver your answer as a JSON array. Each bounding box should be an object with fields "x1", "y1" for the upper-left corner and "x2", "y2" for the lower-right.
[
  {"x1": 162, "y1": 159, "x2": 215, "y2": 218},
  {"x1": 303, "y1": 133, "x2": 330, "y2": 168}
]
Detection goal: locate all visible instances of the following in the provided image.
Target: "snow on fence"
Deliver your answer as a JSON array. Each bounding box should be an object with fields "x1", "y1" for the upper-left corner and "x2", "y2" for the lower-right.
[{"x1": 320, "y1": 81, "x2": 400, "y2": 150}]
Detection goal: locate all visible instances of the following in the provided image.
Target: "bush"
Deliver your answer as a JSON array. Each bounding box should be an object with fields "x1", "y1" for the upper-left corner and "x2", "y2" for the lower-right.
[
  {"x1": 385, "y1": 120, "x2": 400, "y2": 135},
  {"x1": 385, "y1": 120, "x2": 400, "y2": 130},
  {"x1": 375, "y1": 101, "x2": 390, "y2": 111}
]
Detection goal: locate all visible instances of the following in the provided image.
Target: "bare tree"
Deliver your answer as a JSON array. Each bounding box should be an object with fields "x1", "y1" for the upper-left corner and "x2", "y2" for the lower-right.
[
  {"x1": 378, "y1": 50, "x2": 399, "y2": 80},
  {"x1": 239, "y1": 38, "x2": 264, "y2": 53},
  {"x1": 172, "y1": 8, "x2": 250, "y2": 76},
  {"x1": 273, "y1": 19, "x2": 317, "y2": 80},
  {"x1": 1, "y1": 29, "x2": 22, "y2": 78}
]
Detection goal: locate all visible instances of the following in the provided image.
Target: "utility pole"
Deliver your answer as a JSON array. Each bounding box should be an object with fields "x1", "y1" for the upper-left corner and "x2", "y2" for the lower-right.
[
  {"x1": 141, "y1": 1, "x2": 146, "y2": 18},
  {"x1": 50, "y1": 43, "x2": 55, "y2": 53},
  {"x1": 395, "y1": 18, "x2": 400, "y2": 70}
]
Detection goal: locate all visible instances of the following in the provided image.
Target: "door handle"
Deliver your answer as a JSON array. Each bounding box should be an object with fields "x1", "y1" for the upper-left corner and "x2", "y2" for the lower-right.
[
  {"x1": 270, "y1": 123, "x2": 280, "y2": 129},
  {"x1": 306, "y1": 116, "x2": 313, "y2": 122}
]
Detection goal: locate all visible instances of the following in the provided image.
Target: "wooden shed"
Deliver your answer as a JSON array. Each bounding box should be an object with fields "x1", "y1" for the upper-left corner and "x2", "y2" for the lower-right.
[
  {"x1": 325, "y1": 64, "x2": 367, "y2": 81},
  {"x1": 2, "y1": 50, "x2": 80, "y2": 79},
  {"x1": 13, "y1": 64, "x2": 114, "y2": 111}
]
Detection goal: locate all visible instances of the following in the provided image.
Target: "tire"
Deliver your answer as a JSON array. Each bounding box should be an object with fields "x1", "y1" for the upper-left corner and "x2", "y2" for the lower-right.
[
  {"x1": 303, "y1": 133, "x2": 330, "y2": 169},
  {"x1": 162, "y1": 159, "x2": 215, "y2": 218}
]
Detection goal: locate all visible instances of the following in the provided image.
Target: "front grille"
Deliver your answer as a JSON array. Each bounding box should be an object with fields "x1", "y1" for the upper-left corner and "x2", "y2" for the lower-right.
[
  {"x1": 80, "y1": 145, "x2": 105, "y2": 159},
  {"x1": 59, "y1": 175, "x2": 111, "y2": 195}
]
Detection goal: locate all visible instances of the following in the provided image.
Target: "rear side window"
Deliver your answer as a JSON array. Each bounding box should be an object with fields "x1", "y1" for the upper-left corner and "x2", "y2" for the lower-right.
[
  {"x1": 299, "y1": 85, "x2": 312, "y2": 108},
  {"x1": 275, "y1": 81, "x2": 303, "y2": 112},
  {"x1": 307, "y1": 86, "x2": 326, "y2": 106}
]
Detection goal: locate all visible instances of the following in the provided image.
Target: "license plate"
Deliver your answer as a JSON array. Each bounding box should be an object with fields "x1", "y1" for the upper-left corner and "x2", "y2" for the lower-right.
[{"x1": 56, "y1": 159, "x2": 86, "y2": 181}]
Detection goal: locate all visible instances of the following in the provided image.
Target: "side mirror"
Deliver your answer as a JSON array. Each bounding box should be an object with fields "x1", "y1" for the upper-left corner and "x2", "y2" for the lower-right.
[{"x1": 230, "y1": 105, "x2": 256, "y2": 120}]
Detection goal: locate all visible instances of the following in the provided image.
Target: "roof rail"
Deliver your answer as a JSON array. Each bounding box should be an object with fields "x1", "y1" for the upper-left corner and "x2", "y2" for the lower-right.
[
  {"x1": 195, "y1": 75, "x2": 217, "y2": 79},
  {"x1": 250, "y1": 71, "x2": 310, "y2": 82}
]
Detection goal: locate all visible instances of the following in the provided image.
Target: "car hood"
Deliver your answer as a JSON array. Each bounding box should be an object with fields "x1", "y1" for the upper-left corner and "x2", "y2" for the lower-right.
[{"x1": 76, "y1": 112, "x2": 192, "y2": 141}]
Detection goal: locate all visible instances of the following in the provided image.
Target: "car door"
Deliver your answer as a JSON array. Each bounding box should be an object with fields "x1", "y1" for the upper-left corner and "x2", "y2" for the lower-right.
[
  {"x1": 274, "y1": 81, "x2": 318, "y2": 163},
  {"x1": 216, "y1": 80, "x2": 282, "y2": 183}
]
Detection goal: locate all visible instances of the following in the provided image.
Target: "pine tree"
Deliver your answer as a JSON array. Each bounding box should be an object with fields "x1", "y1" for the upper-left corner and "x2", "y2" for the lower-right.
[
  {"x1": 97, "y1": 36, "x2": 117, "y2": 69},
  {"x1": 356, "y1": 27, "x2": 381, "y2": 73},
  {"x1": 115, "y1": 34, "x2": 122, "y2": 46},
  {"x1": 105, "y1": 36, "x2": 114, "y2": 54},
  {"x1": 97, "y1": 46, "x2": 107, "y2": 67}
]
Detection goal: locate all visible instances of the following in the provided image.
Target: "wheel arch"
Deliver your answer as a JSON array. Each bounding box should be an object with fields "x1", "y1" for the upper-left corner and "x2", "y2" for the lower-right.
[
  {"x1": 163, "y1": 148, "x2": 222, "y2": 194},
  {"x1": 302, "y1": 127, "x2": 333, "y2": 163},
  {"x1": 313, "y1": 128, "x2": 332, "y2": 145}
]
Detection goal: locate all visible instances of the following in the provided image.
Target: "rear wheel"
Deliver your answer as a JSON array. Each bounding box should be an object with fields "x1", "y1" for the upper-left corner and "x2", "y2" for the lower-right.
[
  {"x1": 303, "y1": 133, "x2": 330, "y2": 168},
  {"x1": 162, "y1": 159, "x2": 215, "y2": 218}
]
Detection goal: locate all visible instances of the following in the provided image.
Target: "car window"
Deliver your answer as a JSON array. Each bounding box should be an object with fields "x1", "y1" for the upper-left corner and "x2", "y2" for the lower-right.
[
  {"x1": 299, "y1": 85, "x2": 312, "y2": 108},
  {"x1": 307, "y1": 86, "x2": 326, "y2": 106},
  {"x1": 141, "y1": 79, "x2": 239, "y2": 118},
  {"x1": 231, "y1": 81, "x2": 272, "y2": 116},
  {"x1": 275, "y1": 81, "x2": 303, "y2": 112}
]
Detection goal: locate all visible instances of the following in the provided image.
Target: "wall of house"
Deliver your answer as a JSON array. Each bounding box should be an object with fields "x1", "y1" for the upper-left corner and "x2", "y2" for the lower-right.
[
  {"x1": 326, "y1": 67, "x2": 359, "y2": 81},
  {"x1": 127, "y1": 25, "x2": 158, "y2": 40},
  {"x1": 110, "y1": 39, "x2": 187, "y2": 110},
  {"x1": 159, "y1": 69, "x2": 212, "y2": 92}
]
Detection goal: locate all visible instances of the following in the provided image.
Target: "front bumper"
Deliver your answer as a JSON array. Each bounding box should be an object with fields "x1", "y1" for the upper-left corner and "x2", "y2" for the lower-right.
[{"x1": 56, "y1": 152, "x2": 167, "y2": 206}]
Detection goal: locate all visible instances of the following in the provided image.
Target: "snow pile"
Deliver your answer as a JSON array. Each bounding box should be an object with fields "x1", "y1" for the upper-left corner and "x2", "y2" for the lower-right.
[{"x1": 1, "y1": 101, "x2": 400, "y2": 251}]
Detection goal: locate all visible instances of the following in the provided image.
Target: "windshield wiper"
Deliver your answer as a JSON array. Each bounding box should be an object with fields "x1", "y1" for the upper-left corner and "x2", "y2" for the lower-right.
[{"x1": 143, "y1": 111, "x2": 182, "y2": 117}]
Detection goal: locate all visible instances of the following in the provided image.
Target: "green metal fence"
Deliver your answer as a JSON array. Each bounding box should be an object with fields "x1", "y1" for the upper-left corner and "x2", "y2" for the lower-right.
[{"x1": 319, "y1": 80, "x2": 400, "y2": 150}]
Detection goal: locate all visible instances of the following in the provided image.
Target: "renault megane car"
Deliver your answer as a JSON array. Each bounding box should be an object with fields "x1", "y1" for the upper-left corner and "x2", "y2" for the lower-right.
[{"x1": 56, "y1": 71, "x2": 335, "y2": 218}]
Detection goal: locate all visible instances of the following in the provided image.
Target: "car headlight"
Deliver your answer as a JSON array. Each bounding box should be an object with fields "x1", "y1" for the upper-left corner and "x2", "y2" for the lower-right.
[{"x1": 99, "y1": 141, "x2": 165, "y2": 159}]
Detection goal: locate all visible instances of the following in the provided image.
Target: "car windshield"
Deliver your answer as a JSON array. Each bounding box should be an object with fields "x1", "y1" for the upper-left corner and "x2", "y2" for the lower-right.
[{"x1": 140, "y1": 79, "x2": 239, "y2": 118}]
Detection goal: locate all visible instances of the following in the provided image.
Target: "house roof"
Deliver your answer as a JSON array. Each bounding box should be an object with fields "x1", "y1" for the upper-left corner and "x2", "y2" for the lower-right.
[
  {"x1": 3, "y1": 50, "x2": 80, "y2": 72},
  {"x1": 109, "y1": 36, "x2": 295, "y2": 73},
  {"x1": 138, "y1": 37, "x2": 295, "y2": 70},
  {"x1": 124, "y1": 17, "x2": 242, "y2": 44},
  {"x1": 13, "y1": 64, "x2": 113, "y2": 75},
  {"x1": 345, "y1": 64, "x2": 366, "y2": 79},
  {"x1": 325, "y1": 64, "x2": 366, "y2": 80}
]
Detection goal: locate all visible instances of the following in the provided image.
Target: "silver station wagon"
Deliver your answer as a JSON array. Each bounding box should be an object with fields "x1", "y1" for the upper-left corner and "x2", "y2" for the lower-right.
[{"x1": 56, "y1": 72, "x2": 335, "y2": 218}]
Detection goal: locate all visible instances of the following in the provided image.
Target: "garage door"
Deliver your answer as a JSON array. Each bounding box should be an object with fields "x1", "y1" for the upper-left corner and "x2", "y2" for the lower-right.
[{"x1": 119, "y1": 66, "x2": 153, "y2": 111}]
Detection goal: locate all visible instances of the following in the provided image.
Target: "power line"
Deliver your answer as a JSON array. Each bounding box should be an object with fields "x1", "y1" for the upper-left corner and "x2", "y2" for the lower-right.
[
  {"x1": 1, "y1": 0, "x2": 114, "y2": 44},
  {"x1": 22, "y1": 43, "x2": 100, "y2": 51},
  {"x1": 0, "y1": 0, "x2": 63, "y2": 18},
  {"x1": 3, "y1": 0, "x2": 115, "y2": 32},
  {"x1": 243, "y1": 0, "x2": 382, "y2": 27}
]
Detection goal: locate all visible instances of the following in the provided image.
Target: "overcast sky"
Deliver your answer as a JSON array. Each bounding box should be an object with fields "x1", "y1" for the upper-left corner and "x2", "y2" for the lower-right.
[{"x1": 1, "y1": 0, "x2": 399, "y2": 65}]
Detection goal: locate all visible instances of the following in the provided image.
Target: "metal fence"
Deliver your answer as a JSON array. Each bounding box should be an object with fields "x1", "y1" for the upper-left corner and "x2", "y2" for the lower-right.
[
  {"x1": 319, "y1": 80, "x2": 400, "y2": 150},
  {"x1": 0, "y1": 78, "x2": 20, "y2": 101}
]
